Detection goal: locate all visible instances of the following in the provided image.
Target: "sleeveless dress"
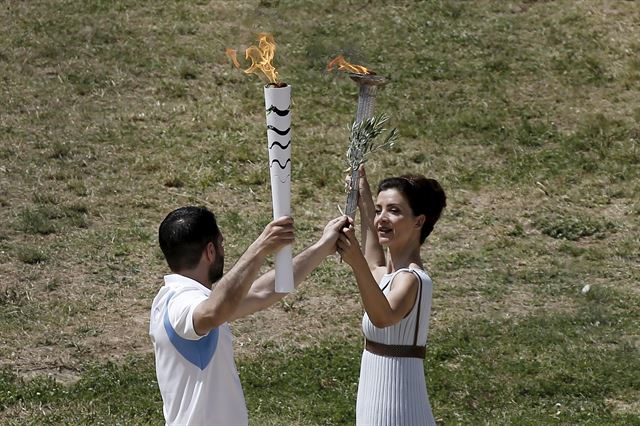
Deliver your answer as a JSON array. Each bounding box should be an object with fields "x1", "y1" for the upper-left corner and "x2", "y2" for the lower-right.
[{"x1": 356, "y1": 267, "x2": 435, "y2": 426}]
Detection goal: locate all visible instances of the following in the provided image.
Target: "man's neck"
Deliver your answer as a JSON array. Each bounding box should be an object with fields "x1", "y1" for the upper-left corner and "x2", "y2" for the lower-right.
[{"x1": 176, "y1": 269, "x2": 211, "y2": 289}]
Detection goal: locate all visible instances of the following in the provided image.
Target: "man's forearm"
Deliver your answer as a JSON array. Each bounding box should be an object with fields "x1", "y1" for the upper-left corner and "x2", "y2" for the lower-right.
[
  {"x1": 229, "y1": 240, "x2": 331, "y2": 320},
  {"x1": 292, "y1": 240, "x2": 333, "y2": 286}
]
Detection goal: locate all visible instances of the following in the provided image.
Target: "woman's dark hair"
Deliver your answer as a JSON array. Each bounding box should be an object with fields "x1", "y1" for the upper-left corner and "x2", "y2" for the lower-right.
[
  {"x1": 158, "y1": 206, "x2": 220, "y2": 272},
  {"x1": 377, "y1": 175, "x2": 446, "y2": 244}
]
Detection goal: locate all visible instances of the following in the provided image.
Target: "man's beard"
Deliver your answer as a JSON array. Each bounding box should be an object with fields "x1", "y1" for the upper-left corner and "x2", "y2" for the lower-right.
[{"x1": 208, "y1": 254, "x2": 224, "y2": 284}]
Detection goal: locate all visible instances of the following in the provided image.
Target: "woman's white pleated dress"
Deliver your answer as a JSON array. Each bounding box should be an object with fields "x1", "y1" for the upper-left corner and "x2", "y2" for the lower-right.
[{"x1": 356, "y1": 267, "x2": 436, "y2": 426}]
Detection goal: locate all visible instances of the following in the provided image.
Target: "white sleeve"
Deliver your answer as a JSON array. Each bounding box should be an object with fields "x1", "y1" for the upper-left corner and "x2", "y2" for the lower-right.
[{"x1": 166, "y1": 288, "x2": 208, "y2": 340}]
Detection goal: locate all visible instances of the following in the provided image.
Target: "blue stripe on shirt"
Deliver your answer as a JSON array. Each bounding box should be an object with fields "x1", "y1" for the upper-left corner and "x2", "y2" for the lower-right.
[{"x1": 163, "y1": 292, "x2": 219, "y2": 370}]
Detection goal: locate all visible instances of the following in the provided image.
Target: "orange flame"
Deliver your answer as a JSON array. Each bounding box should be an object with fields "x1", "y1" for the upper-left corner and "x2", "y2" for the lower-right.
[
  {"x1": 327, "y1": 55, "x2": 374, "y2": 75},
  {"x1": 226, "y1": 33, "x2": 280, "y2": 84}
]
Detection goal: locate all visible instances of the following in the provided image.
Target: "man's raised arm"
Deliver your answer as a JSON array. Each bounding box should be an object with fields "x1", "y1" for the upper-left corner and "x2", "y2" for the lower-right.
[
  {"x1": 229, "y1": 215, "x2": 346, "y2": 320},
  {"x1": 192, "y1": 216, "x2": 294, "y2": 335}
]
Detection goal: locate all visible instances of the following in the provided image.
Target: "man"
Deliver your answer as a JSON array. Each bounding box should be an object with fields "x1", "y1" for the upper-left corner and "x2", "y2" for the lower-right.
[{"x1": 150, "y1": 206, "x2": 345, "y2": 426}]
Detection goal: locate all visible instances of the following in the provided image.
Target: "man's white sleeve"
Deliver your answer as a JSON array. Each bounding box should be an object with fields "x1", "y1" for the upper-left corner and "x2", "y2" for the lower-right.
[{"x1": 166, "y1": 289, "x2": 208, "y2": 340}]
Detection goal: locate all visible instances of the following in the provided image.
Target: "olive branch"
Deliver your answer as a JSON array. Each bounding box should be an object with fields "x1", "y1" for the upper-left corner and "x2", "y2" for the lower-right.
[
  {"x1": 343, "y1": 113, "x2": 398, "y2": 218},
  {"x1": 347, "y1": 113, "x2": 398, "y2": 171}
]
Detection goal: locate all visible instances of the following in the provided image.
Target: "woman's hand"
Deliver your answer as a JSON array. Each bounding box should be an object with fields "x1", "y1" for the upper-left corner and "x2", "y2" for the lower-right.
[
  {"x1": 336, "y1": 218, "x2": 365, "y2": 267},
  {"x1": 344, "y1": 164, "x2": 385, "y2": 269}
]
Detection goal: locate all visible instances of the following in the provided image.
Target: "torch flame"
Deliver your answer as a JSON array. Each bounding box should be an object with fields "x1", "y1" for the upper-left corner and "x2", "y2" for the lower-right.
[
  {"x1": 327, "y1": 55, "x2": 374, "y2": 75},
  {"x1": 225, "y1": 48, "x2": 242, "y2": 69},
  {"x1": 226, "y1": 33, "x2": 280, "y2": 84}
]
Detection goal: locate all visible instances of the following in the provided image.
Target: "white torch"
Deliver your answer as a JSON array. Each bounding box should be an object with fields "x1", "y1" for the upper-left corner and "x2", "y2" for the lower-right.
[
  {"x1": 264, "y1": 84, "x2": 294, "y2": 293},
  {"x1": 227, "y1": 34, "x2": 294, "y2": 293}
]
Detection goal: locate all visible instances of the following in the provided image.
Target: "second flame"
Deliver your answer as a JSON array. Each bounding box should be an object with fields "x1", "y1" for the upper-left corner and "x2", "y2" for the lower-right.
[{"x1": 327, "y1": 55, "x2": 374, "y2": 75}]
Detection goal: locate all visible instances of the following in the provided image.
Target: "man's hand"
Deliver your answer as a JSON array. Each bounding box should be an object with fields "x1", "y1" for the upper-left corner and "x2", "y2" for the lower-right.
[
  {"x1": 253, "y1": 216, "x2": 295, "y2": 258},
  {"x1": 316, "y1": 215, "x2": 350, "y2": 256}
]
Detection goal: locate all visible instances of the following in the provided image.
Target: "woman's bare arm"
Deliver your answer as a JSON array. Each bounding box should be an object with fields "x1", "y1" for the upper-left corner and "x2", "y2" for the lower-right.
[{"x1": 356, "y1": 166, "x2": 386, "y2": 270}]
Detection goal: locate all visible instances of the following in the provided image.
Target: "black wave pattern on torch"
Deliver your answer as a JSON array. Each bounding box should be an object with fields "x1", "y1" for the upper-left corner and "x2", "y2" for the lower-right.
[
  {"x1": 270, "y1": 158, "x2": 291, "y2": 183},
  {"x1": 270, "y1": 158, "x2": 291, "y2": 169},
  {"x1": 267, "y1": 125, "x2": 291, "y2": 136},
  {"x1": 266, "y1": 105, "x2": 291, "y2": 117},
  {"x1": 269, "y1": 140, "x2": 291, "y2": 150}
]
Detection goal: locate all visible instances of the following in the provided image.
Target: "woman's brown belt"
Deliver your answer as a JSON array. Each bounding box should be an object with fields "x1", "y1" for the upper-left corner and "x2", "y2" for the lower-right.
[{"x1": 365, "y1": 339, "x2": 426, "y2": 359}]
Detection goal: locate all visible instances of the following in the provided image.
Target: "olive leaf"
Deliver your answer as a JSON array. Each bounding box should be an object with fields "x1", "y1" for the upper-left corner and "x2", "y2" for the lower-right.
[{"x1": 347, "y1": 113, "x2": 398, "y2": 171}]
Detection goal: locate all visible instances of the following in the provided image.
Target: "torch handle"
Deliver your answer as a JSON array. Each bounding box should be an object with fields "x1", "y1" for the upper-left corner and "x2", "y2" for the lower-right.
[
  {"x1": 345, "y1": 168, "x2": 360, "y2": 219},
  {"x1": 356, "y1": 84, "x2": 378, "y2": 124},
  {"x1": 346, "y1": 79, "x2": 382, "y2": 220}
]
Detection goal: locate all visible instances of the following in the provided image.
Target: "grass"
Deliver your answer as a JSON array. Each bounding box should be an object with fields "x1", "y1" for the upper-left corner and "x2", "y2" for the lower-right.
[
  {"x1": 0, "y1": 358, "x2": 163, "y2": 425},
  {"x1": 2, "y1": 297, "x2": 638, "y2": 425},
  {"x1": 1, "y1": 0, "x2": 639, "y2": 424}
]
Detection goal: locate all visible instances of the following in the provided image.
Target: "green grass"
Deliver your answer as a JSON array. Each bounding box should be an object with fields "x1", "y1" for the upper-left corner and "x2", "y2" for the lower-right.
[
  {"x1": 2, "y1": 296, "x2": 638, "y2": 425},
  {"x1": 429, "y1": 310, "x2": 640, "y2": 424},
  {"x1": 1, "y1": 0, "x2": 639, "y2": 424},
  {"x1": 0, "y1": 358, "x2": 163, "y2": 425}
]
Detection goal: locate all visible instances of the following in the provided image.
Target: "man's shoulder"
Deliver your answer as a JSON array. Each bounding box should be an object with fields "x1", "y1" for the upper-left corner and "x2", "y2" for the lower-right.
[
  {"x1": 151, "y1": 275, "x2": 208, "y2": 315},
  {"x1": 160, "y1": 274, "x2": 209, "y2": 296},
  {"x1": 164, "y1": 273, "x2": 207, "y2": 288},
  {"x1": 150, "y1": 277, "x2": 212, "y2": 340}
]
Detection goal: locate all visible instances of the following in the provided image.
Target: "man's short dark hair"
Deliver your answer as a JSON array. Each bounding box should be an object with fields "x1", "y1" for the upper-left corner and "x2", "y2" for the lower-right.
[{"x1": 158, "y1": 206, "x2": 220, "y2": 272}]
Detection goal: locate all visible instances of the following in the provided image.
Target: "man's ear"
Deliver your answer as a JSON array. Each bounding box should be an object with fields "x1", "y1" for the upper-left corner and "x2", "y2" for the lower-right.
[{"x1": 204, "y1": 241, "x2": 215, "y2": 262}]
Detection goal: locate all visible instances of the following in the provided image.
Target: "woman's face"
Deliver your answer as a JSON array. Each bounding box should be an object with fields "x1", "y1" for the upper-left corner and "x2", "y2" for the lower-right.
[{"x1": 374, "y1": 188, "x2": 420, "y2": 247}]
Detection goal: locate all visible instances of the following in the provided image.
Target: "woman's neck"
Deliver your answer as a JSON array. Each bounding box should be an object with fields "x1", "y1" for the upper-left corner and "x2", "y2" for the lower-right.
[{"x1": 386, "y1": 244, "x2": 422, "y2": 273}]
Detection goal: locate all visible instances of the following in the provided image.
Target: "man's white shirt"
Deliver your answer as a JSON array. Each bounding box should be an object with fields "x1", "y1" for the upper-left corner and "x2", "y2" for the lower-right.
[{"x1": 149, "y1": 274, "x2": 248, "y2": 426}]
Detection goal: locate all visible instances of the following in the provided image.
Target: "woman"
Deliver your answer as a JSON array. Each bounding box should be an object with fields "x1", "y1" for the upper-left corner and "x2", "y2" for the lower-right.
[{"x1": 337, "y1": 166, "x2": 446, "y2": 426}]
